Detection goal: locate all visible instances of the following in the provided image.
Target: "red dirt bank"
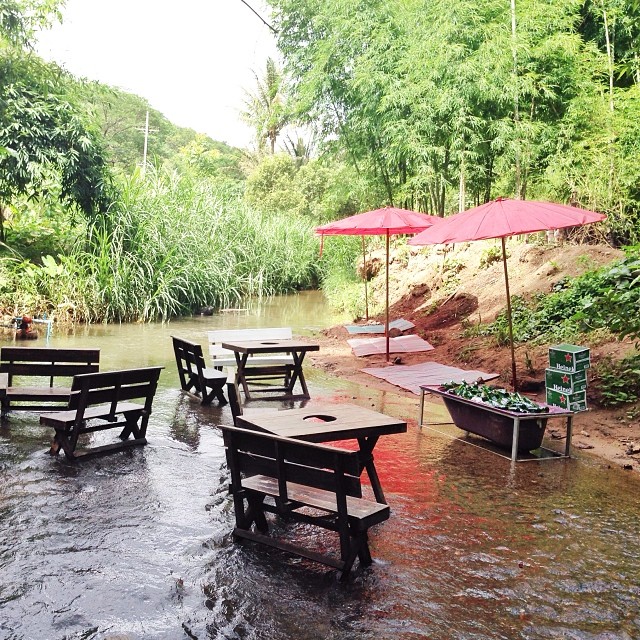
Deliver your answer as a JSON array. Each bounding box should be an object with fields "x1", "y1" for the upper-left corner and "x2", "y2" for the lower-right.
[{"x1": 308, "y1": 241, "x2": 640, "y2": 473}]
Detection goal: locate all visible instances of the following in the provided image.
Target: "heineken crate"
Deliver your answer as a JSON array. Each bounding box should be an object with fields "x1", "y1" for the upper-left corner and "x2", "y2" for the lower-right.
[
  {"x1": 545, "y1": 368, "x2": 588, "y2": 395},
  {"x1": 546, "y1": 388, "x2": 588, "y2": 412},
  {"x1": 548, "y1": 344, "x2": 590, "y2": 372}
]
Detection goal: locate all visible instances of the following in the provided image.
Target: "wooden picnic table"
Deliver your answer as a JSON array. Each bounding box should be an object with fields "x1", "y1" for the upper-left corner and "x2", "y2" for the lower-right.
[
  {"x1": 236, "y1": 402, "x2": 407, "y2": 504},
  {"x1": 221, "y1": 338, "x2": 319, "y2": 400}
]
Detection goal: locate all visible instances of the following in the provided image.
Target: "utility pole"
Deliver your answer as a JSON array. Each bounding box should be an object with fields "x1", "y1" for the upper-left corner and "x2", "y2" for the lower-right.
[{"x1": 137, "y1": 110, "x2": 158, "y2": 177}]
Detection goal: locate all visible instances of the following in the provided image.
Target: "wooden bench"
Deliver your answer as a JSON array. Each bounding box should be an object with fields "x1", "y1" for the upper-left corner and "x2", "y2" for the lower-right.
[
  {"x1": 40, "y1": 366, "x2": 163, "y2": 461},
  {"x1": 171, "y1": 336, "x2": 227, "y2": 406},
  {"x1": 0, "y1": 347, "x2": 100, "y2": 417},
  {"x1": 221, "y1": 424, "x2": 390, "y2": 580}
]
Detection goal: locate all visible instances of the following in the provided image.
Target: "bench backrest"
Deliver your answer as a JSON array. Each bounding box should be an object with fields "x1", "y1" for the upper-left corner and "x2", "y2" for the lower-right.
[
  {"x1": 208, "y1": 327, "x2": 292, "y2": 358},
  {"x1": 0, "y1": 347, "x2": 100, "y2": 387},
  {"x1": 221, "y1": 424, "x2": 362, "y2": 498},
  {"x1": 68, "y1": 366, "x2": 163, "y2": 418},
  {"x1": 171, "y1": 336, "x2": 206, "y2": 385}
]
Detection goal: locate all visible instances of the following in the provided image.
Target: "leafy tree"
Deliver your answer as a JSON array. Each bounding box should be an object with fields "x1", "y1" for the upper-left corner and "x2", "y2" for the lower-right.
[
  {"x1": 0, "y1": 0, "x2": 64, "y2": 47},
  {"x1": 244, "y1": 150, "x2": 367, "y2": 222},
  {"x1": 244, "y1": 152, "x2": 302, "y2": 213},
  {"x1": 172, "y1": 134, "x2": 246, "y2": 184},
  {"x1": 0, "y1": 1, "x2": 112, "y2": 241},
  {"x1": 0, "y1": 54, "x2": 112, "y2": 237}
]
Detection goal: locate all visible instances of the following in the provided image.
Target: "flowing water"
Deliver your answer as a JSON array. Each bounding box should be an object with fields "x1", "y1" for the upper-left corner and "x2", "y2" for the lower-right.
[{"x1": 1, "y1": 292, "x2": 638, "y2": 640}]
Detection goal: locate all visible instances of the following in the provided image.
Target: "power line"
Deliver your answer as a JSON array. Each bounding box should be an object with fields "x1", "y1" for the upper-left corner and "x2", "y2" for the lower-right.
[{"x1": 238, "y1": 0, "x2": 277, "y2": 34}]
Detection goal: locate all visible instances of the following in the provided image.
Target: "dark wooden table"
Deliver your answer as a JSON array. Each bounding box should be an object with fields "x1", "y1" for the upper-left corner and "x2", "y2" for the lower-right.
[
  {"x1": 221, "y1": 339, "x2": 319, "y2": 400},
  {"x1": 236, "y1": 402, "x2": 407, "y2": 504}
]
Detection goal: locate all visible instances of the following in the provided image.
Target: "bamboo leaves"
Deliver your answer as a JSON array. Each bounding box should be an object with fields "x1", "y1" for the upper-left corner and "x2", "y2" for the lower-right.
[{"x1": 270, "y1": 0, "x2": 639, "y2": 238}]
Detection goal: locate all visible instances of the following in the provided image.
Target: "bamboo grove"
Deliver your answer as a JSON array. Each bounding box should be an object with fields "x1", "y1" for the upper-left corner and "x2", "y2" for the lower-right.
[{"x1": 269, "y1": 0, "x2": 640, "y2": 244}]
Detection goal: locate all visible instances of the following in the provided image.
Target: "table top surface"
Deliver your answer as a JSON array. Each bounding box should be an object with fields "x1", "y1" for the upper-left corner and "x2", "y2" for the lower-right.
[
  {"x1": 220, "y1": 339, "x2": 320, "y2": 354},
  {"x1": 420, "y1": 385, "x2": 574, "y2": 418},
  {"x1": 236, "y1": 402, "x2": 407, "y2": 442}
]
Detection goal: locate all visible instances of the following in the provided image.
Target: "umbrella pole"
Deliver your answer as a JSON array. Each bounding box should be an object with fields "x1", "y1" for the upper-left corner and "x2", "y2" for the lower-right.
[
  {"x1": 386, "y1": 231, "x2": 390, "y2": 362},
  {"x1": 362, "y1": 236, "x2": 369, "y2": 320},
  {"x1": 501, "y1": 237, "x2": 518, "y2": 391}
]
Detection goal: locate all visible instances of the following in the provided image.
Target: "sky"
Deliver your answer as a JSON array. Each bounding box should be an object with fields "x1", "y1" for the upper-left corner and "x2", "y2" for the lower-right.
[{"x1": 36, "y1": 0, "x2": 278, "y2": 149}]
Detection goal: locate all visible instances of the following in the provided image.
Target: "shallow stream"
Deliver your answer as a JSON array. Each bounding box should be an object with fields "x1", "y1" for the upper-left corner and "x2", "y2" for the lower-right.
[{"x1": 1, "y1": 292, "x2": 638, "y2": 639}]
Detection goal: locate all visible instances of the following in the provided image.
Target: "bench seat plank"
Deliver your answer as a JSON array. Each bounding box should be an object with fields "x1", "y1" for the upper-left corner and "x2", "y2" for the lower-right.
[
  {"x1": 2, "y1": 386, "x2": 72, "y2": 399},
  {"x1": 207, "y1": 354, "x2": 295, "y2": 368},
  {"x1": 40, "y1": 401, "x2": 145, "y2": 428},
  {"x1": 242, "y1": 475, "x2": 389, "y2": 526}
]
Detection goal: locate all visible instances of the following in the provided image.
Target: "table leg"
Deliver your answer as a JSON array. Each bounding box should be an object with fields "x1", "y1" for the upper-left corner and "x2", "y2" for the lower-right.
[
  {"x1": 287, "y1": 350, "x2": 310, "y2": 398},
  {"x1": 511, "y1": 417, "x2": 520, "y2": 463},
  {"x1": 565, "y1": 414, "x2": 573, "y2": 457},
  {"x1": 419, "y1": 389, "x2": 425, "y2": 427},
  {"x1": 357, "y1": 436, "x2": 386, "y2": 504},
  {"x1": 234, "y1": 353, "x2": 252, "y2": 400}
]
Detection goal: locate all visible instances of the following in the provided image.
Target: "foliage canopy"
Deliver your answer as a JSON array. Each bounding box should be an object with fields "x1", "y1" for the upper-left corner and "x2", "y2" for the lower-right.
[{"x1": 269, "y1": 0, "x2": 640, "y2": 243}]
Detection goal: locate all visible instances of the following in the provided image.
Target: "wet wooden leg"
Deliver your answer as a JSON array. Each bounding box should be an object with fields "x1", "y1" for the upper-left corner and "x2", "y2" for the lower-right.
[{"x1": 357, "y1": 436, "x2": 386, "y2": 504}]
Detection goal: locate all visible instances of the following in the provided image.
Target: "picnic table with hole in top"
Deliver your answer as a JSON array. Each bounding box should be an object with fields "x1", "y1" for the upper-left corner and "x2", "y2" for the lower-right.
[
  {"x1": 221, "y1": 338, "x2": 319, "y2": 400},
  {"x1": 235, "y1": 402, "x2": 407, "y2": 504}
]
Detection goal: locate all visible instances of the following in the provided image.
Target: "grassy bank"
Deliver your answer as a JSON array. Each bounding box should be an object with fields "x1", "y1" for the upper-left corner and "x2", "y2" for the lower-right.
[{"x1": 0, "y1": 169, "x2": 321, "y2": 322}]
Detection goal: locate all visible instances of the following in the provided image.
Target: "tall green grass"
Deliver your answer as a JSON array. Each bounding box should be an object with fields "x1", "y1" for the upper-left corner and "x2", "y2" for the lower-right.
[{"x1": 1, "y1": 168, "x2": 321, "y2": 322}]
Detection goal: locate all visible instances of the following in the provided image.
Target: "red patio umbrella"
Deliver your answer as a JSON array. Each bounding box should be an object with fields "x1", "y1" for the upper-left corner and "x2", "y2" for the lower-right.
[
  {"x1": 317, "y1": 207, "x2": 440, "y2": 362},
  {"x1": 408, "y1": 197, "x2": 606, "y2": 390}
]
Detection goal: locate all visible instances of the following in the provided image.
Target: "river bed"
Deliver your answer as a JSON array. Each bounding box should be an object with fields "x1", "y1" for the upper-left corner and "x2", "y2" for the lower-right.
[{"x1": 1, "y1": 292, "x2": 638, "y2": 639}]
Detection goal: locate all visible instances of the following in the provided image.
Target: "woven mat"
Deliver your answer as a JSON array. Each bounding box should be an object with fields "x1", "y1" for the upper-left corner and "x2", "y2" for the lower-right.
[
  {"x1": 344, "y1": 318, "x2": 415, "y2": 334},
  {"x1": 361, "y1": 361, "x2": 499, "y2": 395},
  {"x1": 348, "y1": 334, "x2": 434, "y2": 357}
]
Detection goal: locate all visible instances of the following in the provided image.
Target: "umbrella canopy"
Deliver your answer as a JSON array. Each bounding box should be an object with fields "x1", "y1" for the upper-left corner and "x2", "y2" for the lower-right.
[
  {"x1": 317, "y1": 207, "x2": 440, "y2": 236},
  {"x1": 409, "y1": 197, "x2": 606, "y2": 244},
  {"x1": 317, "y1": 207, "x2": 440, "y2": 362},
  {"x1": 408, "y1": 198, "x2": 607, "y2": 390}
]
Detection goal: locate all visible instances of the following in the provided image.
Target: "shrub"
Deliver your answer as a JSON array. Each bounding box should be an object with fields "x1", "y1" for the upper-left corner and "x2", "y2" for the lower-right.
[{"x1": 592, "y1": 352, "x2": 640, "y2": 407}]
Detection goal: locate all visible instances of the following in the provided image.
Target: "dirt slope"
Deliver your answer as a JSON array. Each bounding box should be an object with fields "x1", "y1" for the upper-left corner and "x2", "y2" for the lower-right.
[{"x1": 309, "y1": 239, "x2": 640, "y2": 472}]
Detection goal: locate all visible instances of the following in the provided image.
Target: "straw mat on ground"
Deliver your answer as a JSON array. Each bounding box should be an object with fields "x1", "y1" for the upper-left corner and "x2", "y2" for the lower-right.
[
  {"x1": 348, "y1": 334, "x2": 434, "y2": 357},
  {"x1": 344, "y1": 318, "x2": 415, "y2": 334},
  {"x1": 361, "y1": 361, "x2": 499, "y2": 395}
]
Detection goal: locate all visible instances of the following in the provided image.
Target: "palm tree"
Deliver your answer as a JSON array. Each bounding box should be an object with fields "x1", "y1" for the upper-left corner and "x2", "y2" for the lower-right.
[{"x1": 241, "y1": 57, "x2": 289, "y2": 154}]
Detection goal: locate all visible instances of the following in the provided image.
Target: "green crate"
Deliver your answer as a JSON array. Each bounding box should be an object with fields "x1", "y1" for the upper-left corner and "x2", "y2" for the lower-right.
[
  {"x1": 546, "y1": 388, "x2": 588, "y2": 412},
  {"x1": 548, "y1": 344, "x2": 590, "y2": 372},
  {"x1": 545, "y1": 368, "x2": 588, "y2": 394}
]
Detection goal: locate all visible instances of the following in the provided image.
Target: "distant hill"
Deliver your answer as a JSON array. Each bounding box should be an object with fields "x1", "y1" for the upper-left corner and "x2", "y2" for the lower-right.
[{"x1": 71, "y1": 78, "x2": 246, "y2": 180}]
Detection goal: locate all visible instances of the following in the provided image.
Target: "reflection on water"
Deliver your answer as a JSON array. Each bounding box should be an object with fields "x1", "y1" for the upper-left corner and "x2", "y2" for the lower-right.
[{"x1": 1, "y1": 292, "x2": 639, "y2": 639}]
